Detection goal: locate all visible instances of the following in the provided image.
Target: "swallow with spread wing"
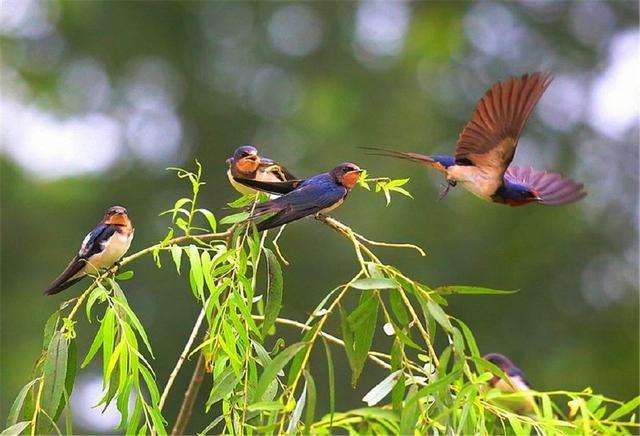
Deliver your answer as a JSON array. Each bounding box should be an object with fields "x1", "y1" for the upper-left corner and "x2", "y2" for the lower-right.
[
  {"x1": 226, "y1": 145, "x2": 296, "y2": 195},
  {"x1": 363, "y1": 72, "x2": 586, "y2": 206},
  {"x1": 43, "y1": 206, "x2": 134, "y2": 295},
  {"x1": 240, "y1": 163, "x2": 363, "y2": 232},
  {"x1": 484, "y1": 353, "x2": 536, "y2": 414}
]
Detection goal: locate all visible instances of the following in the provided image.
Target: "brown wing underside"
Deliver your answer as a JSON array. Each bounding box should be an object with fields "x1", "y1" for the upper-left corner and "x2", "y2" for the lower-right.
[{"x1": 454, "y1": 72, "x2": 553, "y2": 175}]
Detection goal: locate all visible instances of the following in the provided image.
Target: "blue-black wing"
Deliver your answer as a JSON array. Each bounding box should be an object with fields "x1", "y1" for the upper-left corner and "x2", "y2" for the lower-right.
[
  {"x1": 43, "y1": 223, "x2": 117, "y2": 295},
  {"x1": 249, "y1": 175, "x2": 347, "y2": 231}
]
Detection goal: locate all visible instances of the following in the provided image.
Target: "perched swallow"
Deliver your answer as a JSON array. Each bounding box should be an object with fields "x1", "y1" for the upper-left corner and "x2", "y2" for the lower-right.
[
  {"x1": 226, "y1": 145, "x2": 296, "y2": 196},
  {"x1": 363, "y1": 72, "x2": 586, "y2": 206},
  {"x1": 43, "y1": 206, "x2": 134, "y2": 295},
  {"x1": 242, "y1": 163, "x2": 363, "y2": 231},
  {"x1": 484, "y1": 353, "x2": 536, "y2": 414}
]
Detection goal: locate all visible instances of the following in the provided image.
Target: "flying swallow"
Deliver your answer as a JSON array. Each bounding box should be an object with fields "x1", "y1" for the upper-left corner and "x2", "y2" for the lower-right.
[
  {"x1": 242, "y1": 163, "x2": 363, "y2": 231},
  {"x1": 484, "y1": 353, "x2": 536, "y2": 414},
  {"x1": 226, "y1": 145, "x2": 296, "y2": 196},
  {"x1": 363, "y1": 72, "x2": 586, "y2": 206},
  {"x1": 43, "y1": 206, "x2": 134, "y2": 295}
]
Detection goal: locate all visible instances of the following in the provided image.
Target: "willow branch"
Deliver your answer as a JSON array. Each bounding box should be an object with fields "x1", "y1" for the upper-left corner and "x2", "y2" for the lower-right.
[
  {"x1": 171, "y1": 351, "x2": 206, "y2": 435},
  {"x1": 159, "y1": 306, "x2": 207, "y2": 411}
]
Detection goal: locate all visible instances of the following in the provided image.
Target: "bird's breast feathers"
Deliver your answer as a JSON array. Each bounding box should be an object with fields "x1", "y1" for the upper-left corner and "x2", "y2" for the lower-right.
[
  {"x1": 447, "y1": 165, "x2": 502, "y2": 200},
  {"x1": 81, "y1": 229, "x2": 133, "y2": 275}
]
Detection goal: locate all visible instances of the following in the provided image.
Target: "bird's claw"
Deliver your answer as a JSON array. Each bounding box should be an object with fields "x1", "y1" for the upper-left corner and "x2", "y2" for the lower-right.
[{"x1": 439, "y1": 180, "x2": 456, "y2": 200}]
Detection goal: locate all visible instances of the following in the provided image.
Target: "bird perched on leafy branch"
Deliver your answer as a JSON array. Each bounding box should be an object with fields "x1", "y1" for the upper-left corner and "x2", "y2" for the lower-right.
[
  {"x1": 484, "y1": 353, "x2": 536, "y2": 414},
  {"x1": 226, "y1": 145, "x2": 296, "y2": 196},
  {"x1": 363, "y1": 72, "x2": 586, "y2": 206},
  {"x1": 43, "y1": 206, "x2": 134, "y2": 295},
  {"x1": 240, "y1": 163, "x2": 363, "y2": 231}
]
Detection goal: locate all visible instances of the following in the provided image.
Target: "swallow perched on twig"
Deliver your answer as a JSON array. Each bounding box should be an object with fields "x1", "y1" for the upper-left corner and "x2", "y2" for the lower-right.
[
  {"x1": 241, "y1": 163, "x2": 363, "y2": 231},
  {"x1": 484, "y1": 353, "x2": 536, "y2": 414},
  {"x1": 363, "y1": 72, "x2": 586, "y2": 206},
  {"x1": 226, "y1": 145, "x2": 296, "y2": 196},
  {"x1": 43, "y1": 206, "x2": 134, "y2": 295}
]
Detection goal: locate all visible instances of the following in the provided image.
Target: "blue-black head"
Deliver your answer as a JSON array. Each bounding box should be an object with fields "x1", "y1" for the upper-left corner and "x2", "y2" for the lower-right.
[{"x1": 330, "y1": 162, "x2": 363, "y2": 189}]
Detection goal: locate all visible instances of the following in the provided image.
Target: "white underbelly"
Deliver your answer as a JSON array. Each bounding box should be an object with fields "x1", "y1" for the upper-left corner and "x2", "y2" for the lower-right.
[{"x1": 81, "y1": 231, "x2": 133, "y2": 275}]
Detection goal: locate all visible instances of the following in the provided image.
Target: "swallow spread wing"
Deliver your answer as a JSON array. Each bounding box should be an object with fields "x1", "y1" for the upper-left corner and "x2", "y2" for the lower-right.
[
  {"x1": 454, "y1": 71, "x2": 553, "y2": 179},
  {"x1": 44, "y1": 207, "x2": 134, "y2": 295},
  {"x1": 245, "y1": 163, "x2": 362, "y2": 231},
  {"x1": 362, "y1": 72, "x2": 586, "y2": 206},
  {"x1": 498, "y1": 166, "x2": 586, "y2": 206}
]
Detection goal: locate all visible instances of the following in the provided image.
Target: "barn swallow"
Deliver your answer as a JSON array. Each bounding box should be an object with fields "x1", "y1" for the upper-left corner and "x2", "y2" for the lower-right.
[
  {"x1": 484, "y1": 353, "x2": 536, "y2": 414},
  {"x1": 43, "y1": 206, "x2": 134, "y2": 295},
  {"x1": 226, "y1": 145, "x2": 296, "y2": 196},
  {"x1": 243, "y1": 163, "x2": 362, "y2": 231},
  {"x1": 363, "y1": 72, "x2": 586, "y2": 206}
]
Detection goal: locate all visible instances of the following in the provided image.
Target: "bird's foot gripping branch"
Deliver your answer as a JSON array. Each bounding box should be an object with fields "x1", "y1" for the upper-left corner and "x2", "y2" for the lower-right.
[{"x1": 4, "y1": 162, "x2": 638, "y2": 436}]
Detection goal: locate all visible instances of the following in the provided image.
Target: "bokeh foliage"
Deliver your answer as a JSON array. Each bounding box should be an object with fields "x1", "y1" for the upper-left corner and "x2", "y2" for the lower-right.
[{"x1": 1, "y1": 1, "x2": 638, "y2": 433}]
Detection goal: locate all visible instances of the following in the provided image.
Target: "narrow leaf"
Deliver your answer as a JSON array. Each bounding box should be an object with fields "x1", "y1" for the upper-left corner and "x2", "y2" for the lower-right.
[
  {"x1": 1, "y1": 421, "x2": 30, "y2": 436},
  {"x1": 6, "y1": 379, "x2": 39, "y2": 427},
  {"x1": 350, "y1": 278, "x2": 397, "y2": 290},
  {"x1": 262, "y1": 248, "x2": 283, "y2": 337},
  {"x1": 254, "y1": 343, "x2": 306, "y2": 402},
  {"x1": 41, "y1": 332, "x2": 68, "y2": 419},
  {"x1": 427, "y1": 301, "x2": 453, "y2": 332},
  {"x1": 362, "y1": 371, "x2": 402, "y2": 407}
]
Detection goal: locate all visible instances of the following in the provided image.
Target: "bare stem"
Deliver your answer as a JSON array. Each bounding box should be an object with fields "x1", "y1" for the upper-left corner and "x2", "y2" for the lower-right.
[
  {"x1": 159, "y1": 306, "x2": 207, "y2": 411},
  {"x1": 171, "y1": 351, "x2": 206, "y2": 436}
]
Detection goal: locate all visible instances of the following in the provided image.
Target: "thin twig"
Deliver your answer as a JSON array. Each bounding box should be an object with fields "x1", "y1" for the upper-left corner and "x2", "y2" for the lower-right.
[
  {"x1": 171, "y1": 352, "x2": 206, "y2": 436},
  {"x1": 159, "y1": 306, "x2": 207, "y2": 411},
  {"x1": 252, "y1": 315, "x2": 392, "y2": 370}
]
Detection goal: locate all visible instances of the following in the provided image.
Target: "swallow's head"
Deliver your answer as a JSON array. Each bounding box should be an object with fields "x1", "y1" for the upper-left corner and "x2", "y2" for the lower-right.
[
  {"x1": 229, "y1": 145, "x2": 260, "y2": 174},
  {"x1": 484, "y1": 353, "x2": 516, "y2": 372},
  {"x1": 103, "y1": 205, "x2": 130, "y2": 226},
  {"x1": 331, "y1": 162, "x2": 363, "y2": 189}
]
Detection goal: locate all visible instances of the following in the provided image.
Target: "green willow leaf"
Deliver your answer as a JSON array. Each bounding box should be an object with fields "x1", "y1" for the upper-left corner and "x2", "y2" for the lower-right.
[
  {"x1": 170, "y1": 245, "x2": 182, "y2": 274},
  {"x1": 196, "y1": 208, "x2": 217, "y2": 232},
  {"x1": 205, "y1": 366, "x2": 239, "y2": 410},
  {"x1": 41, "y1": 332, "x2": 68, "y2": 419},
  {"x1": 262, "y1": 248, "x2": 283, "y2": 337},
  {"x1": 303, "y1": 370, "x2": 317, "y2": 431},
  {"x1": 115, "y1": 270, "x2": 134, "y2": 281},
  {"x1": 427, "y1": 300, "x2": 453, "y2": 332},
  {"x1": 608, "y1": 396, "x2": 640, "y2": 421},
  {"x1": 254, "y1": 342, "x2": 306, "y2": 402},
  {"x1": 187, "y1": 245, "x2": 204, "y2": 300},
  {"x1": 341, "y1": 293, "x2": 379, "y2": 387},
  {"x1": 321, "y1": 338, "x2": 335, "y2": 430},
  {"x1": 219, "y1": 211, "x2": 250, "y2": 225},
  {"x1": 6, "y1": 379, "x2": 39, "y2": 427},
  {"x1": 1, "y1": 421, "x2": 30, "y2": 436},
  {"x1": 435, "y1": 285, "x2": 517, "y2": 295},
  {"x1": 54, "y1": 340, "x2": 77, "y2": 421},
  {"x1": 42, "y1": 312, "x2": 60, "y2": 351},
  {"x1": 350, "y1": 278, "x2": 397, "y2": 290}
]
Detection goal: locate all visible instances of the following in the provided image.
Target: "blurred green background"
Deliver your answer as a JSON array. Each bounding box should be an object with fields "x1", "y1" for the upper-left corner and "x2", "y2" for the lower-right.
[{"x1": 1, "y1": 1, "x2": 638, "y2": 433}]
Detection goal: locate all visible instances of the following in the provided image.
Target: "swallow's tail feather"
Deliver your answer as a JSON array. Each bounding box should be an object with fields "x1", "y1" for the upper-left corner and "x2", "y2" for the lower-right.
[
  {"x1": 233, "y1": 177, "x2": 302, "y2": 195},
  {"x1": 43, "y1": 256, "x2": 85, "y2": 295},
  {"x1": 505, "y1": 166, "x2": 587, "y2": 206},
  {"x1": 359, "y1": 146, "x2": 448, "y2": 173}
]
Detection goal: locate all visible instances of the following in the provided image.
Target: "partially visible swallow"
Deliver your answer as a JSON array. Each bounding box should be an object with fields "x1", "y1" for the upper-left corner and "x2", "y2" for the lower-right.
[
  {"x1": 244, "y1": 163, "x2": 363, "y2": 231},
  {"x1": 484, "y1": 353, "x2": 536, "y2": 414},
  {"x1": 226, "y1": 145, "x2": 296, "y2": 196},
  {"x1": 43, "y1": 206, "x2": 134, "y2": 295},
  {"x1": 363, "y1": 72, "x2": 586, "y2": 206}
]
